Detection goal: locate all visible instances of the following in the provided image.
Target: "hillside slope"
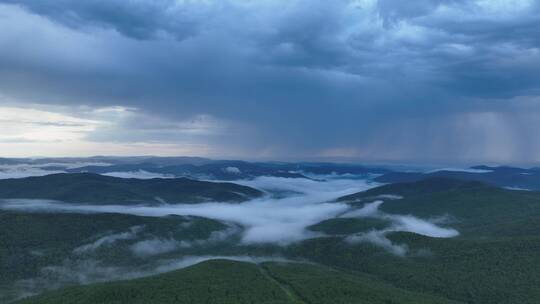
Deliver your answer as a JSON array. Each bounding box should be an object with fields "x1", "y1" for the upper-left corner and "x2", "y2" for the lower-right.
[
  {"x1": 16, "y1": 260, "x2": 459, "y2": 304},
  {"x1": 0, "y1": 210, "x2": 231, "y2": 303},
  {"x1": 298, "y1": 178, "x2": 540, "y2": 303},
  {"x1": 0, "y1": 173, "x2": 263, "y2": 204},
  {"x1": 338, "y1": 177, "x2": 540, "y2": 237}
]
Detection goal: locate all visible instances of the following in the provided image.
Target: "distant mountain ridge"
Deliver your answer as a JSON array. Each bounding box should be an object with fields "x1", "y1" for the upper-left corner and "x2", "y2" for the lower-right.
[
  {"x1": 0, "y1": 156, "x2": 390, "y2": 180},
  {"x1": 375, "y1": 165, "x2": 540, "y2": 190},
  {"x1": 66, "y1": 160, "x2": 390, "y2": 180},
  {"x1": 0, "y1": 173, "x2": 263, "y2": 204},
  {"x1": 65, "y1": 161, "x2": 310, "y2": 180}
]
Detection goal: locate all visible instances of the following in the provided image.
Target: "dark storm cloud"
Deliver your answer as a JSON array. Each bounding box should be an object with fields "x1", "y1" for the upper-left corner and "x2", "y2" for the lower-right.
[
  {"x1": 0, "y1": 0, "x2": 200, "y2": 40},
  {"x1": 0, "y1": 0, "x2": 539, "y2": 163}
]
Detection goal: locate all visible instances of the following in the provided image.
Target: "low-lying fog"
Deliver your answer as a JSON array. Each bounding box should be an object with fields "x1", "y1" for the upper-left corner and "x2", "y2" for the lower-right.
[{"x1": 1, "y1": 175, "x2": 458, "y2": 246}]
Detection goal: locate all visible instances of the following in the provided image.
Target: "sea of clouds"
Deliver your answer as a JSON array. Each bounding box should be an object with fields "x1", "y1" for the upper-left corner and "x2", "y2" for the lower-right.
[
  {"x1": 0, "y1": 176, "x2": 373, "y2": 244},
  {"x1": 0, "y1": 175, "x2": 458, "y2": 248}
]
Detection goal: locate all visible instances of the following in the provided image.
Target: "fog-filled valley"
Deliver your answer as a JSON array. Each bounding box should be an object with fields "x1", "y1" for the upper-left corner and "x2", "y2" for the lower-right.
[{"x1": 1, "y1": 157, "x2": 540, "y2": 303}]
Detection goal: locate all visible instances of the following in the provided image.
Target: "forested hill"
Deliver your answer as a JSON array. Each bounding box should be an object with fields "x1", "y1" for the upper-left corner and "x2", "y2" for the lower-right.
[
  {"x1": 337, "y1": 177, "x2": 489, "y2": 202},
  {"x1": 337, "y1": 177, "x2": 540, "y2": 238},
  {"x1": 16, "y1": 259, "x2": 459, "y2": 304},
  {"x1": 5, "y1": 176, "x2": 540, "y2": 303},
  {"x1": 0, "y1": 173, "x2": 263, "y2": 204}
]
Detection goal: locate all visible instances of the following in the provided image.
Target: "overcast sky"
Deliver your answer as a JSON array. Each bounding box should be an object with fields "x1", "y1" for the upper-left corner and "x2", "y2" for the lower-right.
[{"x1": 0, "y1": 0, "x2": 539, "y2": 164}]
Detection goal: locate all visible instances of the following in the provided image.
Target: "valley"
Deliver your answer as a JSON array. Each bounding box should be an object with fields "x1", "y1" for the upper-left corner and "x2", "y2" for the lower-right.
[{"x1": 2, "y1": 158, "x2": 540, "y2": 303}]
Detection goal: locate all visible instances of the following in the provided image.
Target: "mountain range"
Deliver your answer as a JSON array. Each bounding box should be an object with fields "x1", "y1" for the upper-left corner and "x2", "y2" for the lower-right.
[{"x1": 3, "y1": 175, "x2": 540, "y2": 303}]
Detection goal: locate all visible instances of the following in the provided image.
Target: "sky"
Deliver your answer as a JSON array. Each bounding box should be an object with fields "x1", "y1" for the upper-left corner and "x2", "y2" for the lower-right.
[{"x1": 0, "y1": 0, "x2": 539, "y2": 164}]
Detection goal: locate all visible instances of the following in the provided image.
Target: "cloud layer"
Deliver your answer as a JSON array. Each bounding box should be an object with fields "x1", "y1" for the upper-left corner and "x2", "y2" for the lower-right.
[
  {"x1": 1, "y1": 0, "x2": 539, "y2": 162},
  {"x1": 0, "y1": 176, "x2": 457, "y2": 247},
  {"x1": 0, "y1": 176, "x2": 370, "y2": 244}
]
